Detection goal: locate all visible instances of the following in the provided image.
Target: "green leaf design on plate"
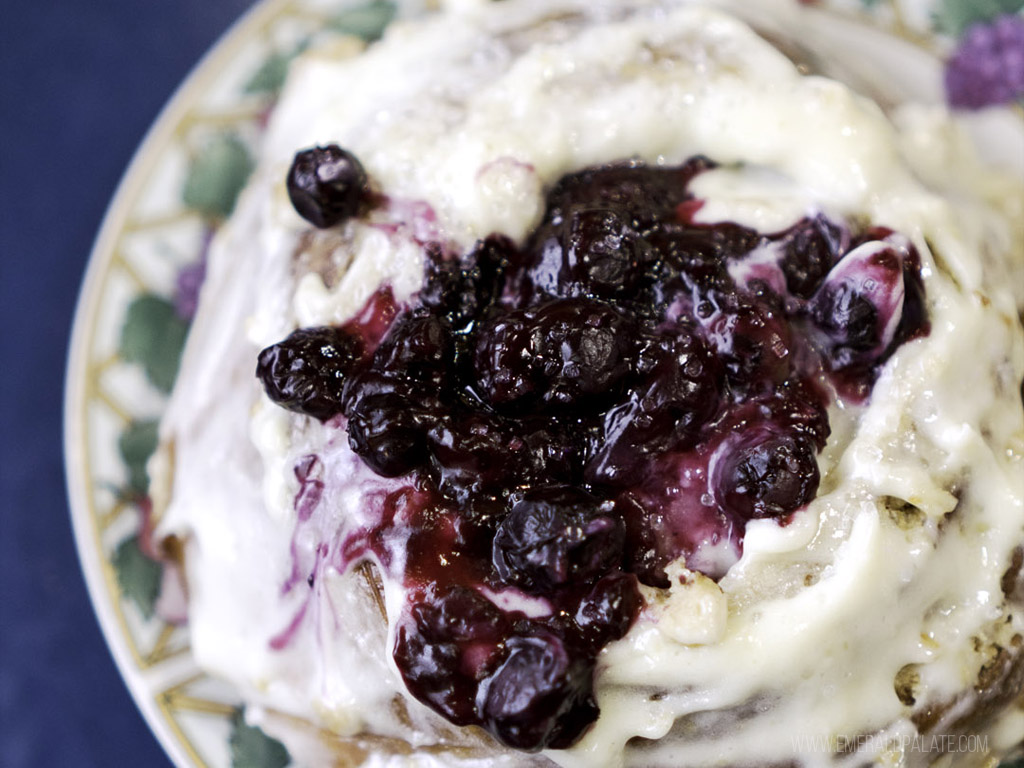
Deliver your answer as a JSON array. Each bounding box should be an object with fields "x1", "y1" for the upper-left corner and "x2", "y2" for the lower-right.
[
  {"x1": 328, "y1": 0, "x2": 397, "y2": 42},
  {"x1": 119, "y1": 294, "x2": 189, "y2": 394},
  {"x1": 245, "y1": 40, "x2": 310, "y2": 96},
  {"x1": 182, "y1": 134, "x2": 254, "y2": 219},
  {"x1": 245, "y1": 51, "x2": 293, "y2": 95},
  {"x1": 933, "y1": 0, "x2": 1024, "y2": 37},
  {"x1": 112, "y1": 535, "x2": 163, "y2": 620},
  {"x1": 230, "y1": 708, "x2": 291, "y2": 768},
  {"x1": 858, "y1": 0, "x2": 884, "y2": 8},
  {"x1": 118, "y1": 419, "x2": 159, "y2": 496}
]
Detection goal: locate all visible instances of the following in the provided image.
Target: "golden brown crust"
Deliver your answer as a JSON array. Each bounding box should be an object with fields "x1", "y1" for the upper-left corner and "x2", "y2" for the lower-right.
[
  {"x1": 1001, "y1": 547, "x2": 1024, "y2": 606},
  {"x1": 906, "y1": 553, "x2": 1024, "y2": 761}
]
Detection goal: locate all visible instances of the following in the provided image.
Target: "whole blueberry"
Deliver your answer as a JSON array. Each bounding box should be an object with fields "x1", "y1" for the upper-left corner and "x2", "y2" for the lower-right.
[
  {"x1": 716, "y1": 431, "x2": 819, "y2": 519},
  {"x1": 813, "y1": 281, "x2": 879, "y2": 361},
  {"x1": 347, "y1": 392, "x2": 428, "y2": 477},
  {"x1": 705, "y1": 296, "x2": 793, "y2": 388},
  {"x1": 474, "y1": 298, "x2": 635, "y2": 411},
  {"x1": 584, "y1": 326, "x2": 720, "y2": 487},
  {"x1": 287, "y1": 144, "x2": 368, "y2": 228},
  {"x1": 427, "y1": 411, "x2": 524, "y2": 503},
  {"x1": 256, "y1": 326, "x2": 363, "y2": 421},
  {"x1": 372, "y1": 309, "x2": 453, "y2": 388},
  {"x1": 393, "y1": 621, "x2": 475, "y2": 724},
  {"x1": 810, "y1": 242, "x2": 907, "y2": 370},
  {"x1": 574, "y1": 572, "x2": 643, "y2": 650},
  {"x1": 479, "y1": 630, "x2": 598, "y2": 750},
  {"x1": 528, "y1": 207, "x2": 653, "y2": 299},
  {"x1": 583, "y1": 399, "x2": 660, "y2": 488},
  {"x1": 492, "y1": 487, "x2": 624, "y2": 591},
  {"x1": 651, "y1": 220, "x2": 759, "y2": 290},
  {"x1": 411, "y1": 585, "x2": 508, "y2": 644},
  {"x1": 773, "y1": 215, "x2": 847, "y2": 299},
  {"x1": 635, "y1": 327, "x2": 720, "y2": 429}
]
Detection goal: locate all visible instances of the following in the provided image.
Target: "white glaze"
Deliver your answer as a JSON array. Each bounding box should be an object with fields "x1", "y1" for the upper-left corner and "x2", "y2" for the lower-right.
[{"x1": 154, "y1": 1, "x2": 1024, "y2": 765}]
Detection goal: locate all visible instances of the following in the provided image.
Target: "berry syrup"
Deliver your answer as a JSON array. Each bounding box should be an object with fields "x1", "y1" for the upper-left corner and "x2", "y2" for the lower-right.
[{"x1": 259, "y1": 149, "x2": 929, "y2": 750}]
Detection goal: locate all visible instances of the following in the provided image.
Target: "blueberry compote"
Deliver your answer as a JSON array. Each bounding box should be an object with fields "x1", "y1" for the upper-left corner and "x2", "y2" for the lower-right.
[{"x1": 257, "y1": 154, "x2": 928, "y2": 750}]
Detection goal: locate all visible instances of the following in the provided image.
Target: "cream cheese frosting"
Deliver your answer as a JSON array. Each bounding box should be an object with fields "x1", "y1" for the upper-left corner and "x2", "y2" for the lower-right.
[{"x1": 153, "y1": 0, "x2": 1024, "y2": 765}]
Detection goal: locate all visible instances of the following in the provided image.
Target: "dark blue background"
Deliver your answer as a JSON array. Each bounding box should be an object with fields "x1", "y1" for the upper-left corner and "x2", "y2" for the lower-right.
[{"x1": 1, "y1": 2, "x2": 251, "y2": 766}]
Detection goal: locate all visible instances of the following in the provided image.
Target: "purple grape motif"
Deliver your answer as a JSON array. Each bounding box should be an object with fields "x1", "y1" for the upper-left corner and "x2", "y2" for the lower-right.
[
  {"x1": 174, "y1": 258, "x2": 206, "y2": 321},
  {"x1": 945, "y1": 14, "x2": 1024, "y2": 110}
]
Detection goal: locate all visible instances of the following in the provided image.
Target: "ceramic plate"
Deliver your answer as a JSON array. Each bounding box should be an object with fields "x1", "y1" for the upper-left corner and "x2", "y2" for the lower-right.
[{"x1": 64, "y1": 0, "x2": 1024, "y2": 766}]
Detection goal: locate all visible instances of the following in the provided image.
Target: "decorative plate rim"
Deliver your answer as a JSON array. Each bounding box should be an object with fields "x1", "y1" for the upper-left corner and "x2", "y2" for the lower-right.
[
  {"x1": 64, "y1": 1, "x2": 301, "y2": 765},
  {"x1": 62, "y1": 0, "x2": 1024, "y2": 766}
]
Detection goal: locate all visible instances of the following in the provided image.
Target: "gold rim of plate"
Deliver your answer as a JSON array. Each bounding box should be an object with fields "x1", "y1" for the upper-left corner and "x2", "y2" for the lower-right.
[
  {"x1": 61, "y1": 1, "x2": 1021, "y2": 766},
  {"x1": 63, "y1": 1, "x2": 381, "y2": 764}
]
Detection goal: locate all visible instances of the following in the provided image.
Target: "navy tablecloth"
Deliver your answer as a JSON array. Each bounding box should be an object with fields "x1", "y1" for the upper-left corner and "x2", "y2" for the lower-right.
[{"x1": 1, "y1": 2, "x2": 252, "y2": 766}]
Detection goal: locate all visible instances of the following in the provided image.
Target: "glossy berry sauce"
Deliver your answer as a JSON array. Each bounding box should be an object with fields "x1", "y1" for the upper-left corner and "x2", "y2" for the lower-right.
[{"x1": 259, "y1": 152, "x2": 929, "y2": 750}]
